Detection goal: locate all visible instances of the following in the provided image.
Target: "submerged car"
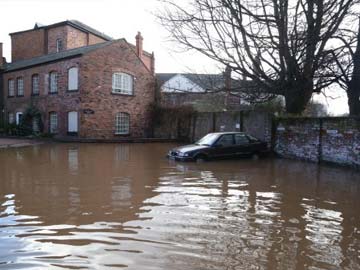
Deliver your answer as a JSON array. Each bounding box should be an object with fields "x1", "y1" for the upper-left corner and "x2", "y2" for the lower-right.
[{"x1": 167, "y1": 132, "x2": 269, "y2": 162}]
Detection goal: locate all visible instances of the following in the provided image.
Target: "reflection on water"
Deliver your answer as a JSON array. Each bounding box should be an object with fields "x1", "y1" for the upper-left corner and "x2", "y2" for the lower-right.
[{"x1": 0, "y1": 143, "x2": 359, "y2": 269}]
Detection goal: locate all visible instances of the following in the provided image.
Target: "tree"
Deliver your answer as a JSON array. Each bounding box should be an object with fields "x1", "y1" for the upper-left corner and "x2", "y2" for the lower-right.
[
  {"x1": 303, "y1": 100, "x2": 328, "y2": 117},
  {"x1": 157, "y1": 0, "x2": 359, "y2": 113},
  {"x1": 331, "y1": 18, "x2": 360, "y2": 116}
]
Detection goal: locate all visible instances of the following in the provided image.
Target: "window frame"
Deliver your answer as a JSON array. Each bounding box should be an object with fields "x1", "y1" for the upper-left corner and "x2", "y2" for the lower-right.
[
  {"x1": 56, "y1": 39, "x2": 63, "y2": 52},
  {"x1": 67, "y1": 67, "x2": 79, "y2": 91},
  {"x1": 115, "y1": 112, "x2": 130, "y2": 135},
  {"x1": 8, "y1": 112, "x2": 15, "y2": 124},
  {"x1": 8, "y1": 79, "x2": 15, "y2": 97},
  {"x1": 235, "y1": 134, "x2": 250, "y2": 145},
  {"x1": 32, "y1": 74, "x2": 40, "y2": 96},
  {"x1": 112, "y1": 72, "x2": 134, "y2": 95},
  {"x1": 16, "y1": 77, "x2": 24, "y2": 97},
  {"x1": 49, "y1": 112, "x2": 58, "y2": 134},
  {"x1": 16, "y1": 112, "x2": 23, "y2": 125},
  {"x1": 49, "y1": 71, "x2": 58, "y2": 94}
]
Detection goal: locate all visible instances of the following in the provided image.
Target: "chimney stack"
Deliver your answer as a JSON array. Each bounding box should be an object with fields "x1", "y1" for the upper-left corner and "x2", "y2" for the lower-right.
[
  {"x1": 224, "y1": 65, "x2": 232, "y2": 91},
  {"x1": 0, "y1": 43, "x2": 3, "y2": 67},
  {"x1": 135, "y1": 32, "x2": 143, "y2": 59},
  {"x1": 151, "y1": 52, "x2": 155, "y2": 75}
]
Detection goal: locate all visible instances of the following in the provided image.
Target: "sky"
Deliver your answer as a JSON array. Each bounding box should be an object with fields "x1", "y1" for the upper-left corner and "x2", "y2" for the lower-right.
[{"x1": 0, "y1": 0, "x2": 349, "y2": 115}]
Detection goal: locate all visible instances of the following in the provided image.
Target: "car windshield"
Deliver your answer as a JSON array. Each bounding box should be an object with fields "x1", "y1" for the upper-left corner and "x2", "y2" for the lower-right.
[{"x1": 195, "y1": 133, "x2": 220, "y2": 146}]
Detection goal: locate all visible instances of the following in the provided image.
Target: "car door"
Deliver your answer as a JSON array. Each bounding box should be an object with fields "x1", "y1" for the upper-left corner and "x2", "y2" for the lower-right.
[
  {"x1": 234, "y1": 134, "x2": 251, "y2": 156},
  {"x1": 211, "y1": 134, "x2": 235, "y2": 158}
]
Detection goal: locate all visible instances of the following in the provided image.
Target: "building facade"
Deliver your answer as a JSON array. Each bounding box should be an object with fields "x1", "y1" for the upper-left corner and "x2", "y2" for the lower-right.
[{"x1": 1, "y1": 21, "x2": 155, "y2": 139}]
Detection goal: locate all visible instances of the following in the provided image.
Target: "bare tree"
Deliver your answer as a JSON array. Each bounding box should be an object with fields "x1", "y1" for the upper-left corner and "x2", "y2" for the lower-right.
[
  {"x1": 331, "y1": 18, "x2": 360, "y2": 116},
  {"x1": 157, "y1": 0, "x2": 358, "y2": 113}
]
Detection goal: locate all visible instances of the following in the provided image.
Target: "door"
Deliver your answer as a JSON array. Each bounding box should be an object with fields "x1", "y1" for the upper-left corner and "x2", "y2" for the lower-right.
[
  {"x1": 234, "y1": 133, "x2": 251, "y2": 156},
  {"x1": 68, "y1": 111, "x2": 78, "y2": 133},
  {"x1": 210, "y1": 134, "x2": 235, "y2": 158}
]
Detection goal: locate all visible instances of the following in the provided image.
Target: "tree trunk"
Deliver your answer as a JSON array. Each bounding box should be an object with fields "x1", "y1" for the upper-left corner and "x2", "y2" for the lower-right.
[
  {"x1": 284, "y1": 83, "x2": 313, "y2": 114},
  {"x1": 347, "y1": 84, "x2": 360, "y2": 116},
  {"x1": 348, "y1": 19, "x2": 360, "y2": 116}
]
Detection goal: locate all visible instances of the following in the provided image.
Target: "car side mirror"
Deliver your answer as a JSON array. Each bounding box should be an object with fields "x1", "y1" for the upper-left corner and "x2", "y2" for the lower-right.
[{"x1": 214, "y1": 143, "x2": 223, "y2": 148}]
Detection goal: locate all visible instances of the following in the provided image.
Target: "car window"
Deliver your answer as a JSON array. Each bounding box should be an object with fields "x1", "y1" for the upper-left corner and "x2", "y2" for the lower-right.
[
  {"x1": 216, "y1": 134, "x2": 234, "y2": 146},
  {"x1": 196, "y1": 133, "x2": 219, "y2": 146},
  {"x1": 247, "y1": 134, "x2": 259, "y2": 142},
  {"x1": 235, "y1": 134, "x2": 249, "y2": 145}
]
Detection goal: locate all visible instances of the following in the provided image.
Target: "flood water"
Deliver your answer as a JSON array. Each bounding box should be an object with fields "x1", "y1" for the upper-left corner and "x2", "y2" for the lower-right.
[{"x1": 0, "y1": 143, "x2": 359, "y2": 270}]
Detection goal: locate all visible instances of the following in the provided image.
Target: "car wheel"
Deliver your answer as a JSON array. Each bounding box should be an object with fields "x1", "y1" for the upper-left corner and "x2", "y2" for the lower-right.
[{"x1": 195, "y1": 154, "x2": 207, "y2": 162}]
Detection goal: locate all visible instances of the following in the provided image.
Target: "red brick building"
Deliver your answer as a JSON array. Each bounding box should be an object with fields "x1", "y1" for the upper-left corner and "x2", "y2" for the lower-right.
[{"x1": 0, "y1": 20, "x2": 155, "y2": 138}]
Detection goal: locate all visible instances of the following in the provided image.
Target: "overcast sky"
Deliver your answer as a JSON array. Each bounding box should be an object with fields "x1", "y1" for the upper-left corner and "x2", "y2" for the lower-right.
[{"x1": 0, "y1": 0, "x2": 349, "y2": 115}]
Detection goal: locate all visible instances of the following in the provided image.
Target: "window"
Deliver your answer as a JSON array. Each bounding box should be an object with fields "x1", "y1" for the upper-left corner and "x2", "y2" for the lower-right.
[
  {"x1": 235, "y1": 134, "x2": 249, "y2": 145},
  {"x1": 68, "y1": 67, "x2": 78, "y2": 91},
  {"x1": 49, "y1": 112, "x2": 58, "y2": 133},
  {"x1": 49, "y1": 72, "x2": 58, "y2": 93},
  {"x1": 56, "y1": 39, "x2": 63, "y2": 52},
  {"x1": 216, "y1": 134, "x2": 234, "y2": 147},
  {"x1": 8, "y1": 79, "x2": 15, "y2": 97},
  {"x1": 115, "y1": 112, "x2": 130, "y2": 135},
  {"x1": 17, "y1": 77, "x2": 24, "y2": 96},
  {"x1": 8, "y1": 113, "x2": 14, "y2": 124},
  {"x1": 112, "y1": 73, "x2": 133, "y2": 95},
  {"x1": 16, "y1": 112, "x2": 23, "y2": 125},
  {"x1": 32, "y1": 74, "x2": 40, "y2": 95}
]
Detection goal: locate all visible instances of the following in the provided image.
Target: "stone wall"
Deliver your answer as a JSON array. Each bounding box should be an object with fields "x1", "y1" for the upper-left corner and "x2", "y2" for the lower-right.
[{"x1": 275, "y1": 117, "x2": 360, "y2": 168}]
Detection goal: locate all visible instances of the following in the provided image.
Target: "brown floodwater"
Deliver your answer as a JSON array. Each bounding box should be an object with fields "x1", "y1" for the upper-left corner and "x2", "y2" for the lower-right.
[{"x1": 0, "y1": 143, "x2": 359, "y2": 270}]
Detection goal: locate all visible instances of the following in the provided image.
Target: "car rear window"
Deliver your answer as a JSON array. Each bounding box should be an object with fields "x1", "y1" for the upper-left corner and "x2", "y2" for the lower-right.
[{"x1": 235, "y1": 134, "x2": 249, "y2": 145}]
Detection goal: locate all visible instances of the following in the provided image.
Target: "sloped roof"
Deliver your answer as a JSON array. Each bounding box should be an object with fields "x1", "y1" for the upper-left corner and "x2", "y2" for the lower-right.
[
  {"x1": 4, "y1": 40, "x2": 116, "y2": 72},
  {"x1": 10, "y1": 20, "x2": 113, "y2": 41},
  {"x1": 157, "y1": 73, "x2": 225, "y2": 90},
  {"x1": 157, "y1": 73, "x2": 257, "y2": 92}
]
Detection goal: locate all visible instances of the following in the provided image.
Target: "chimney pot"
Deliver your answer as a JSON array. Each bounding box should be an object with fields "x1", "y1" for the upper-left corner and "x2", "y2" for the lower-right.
[{"x1": 135, "y1": 32, "x2": 143, "y2": 58}]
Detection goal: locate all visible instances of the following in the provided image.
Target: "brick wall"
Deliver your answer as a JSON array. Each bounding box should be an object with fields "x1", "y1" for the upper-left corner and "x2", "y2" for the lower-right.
[
  {"x1": 78, "y1": 41, "x2": 155, "y2": 139},
  {"x1": 3, "y1": 57, "x2": 82, "y2": 135},
  {"x1": 3, "y1": 41, "x2": 155, "y2": 138},
  {"x1": 88, "y1": 33, "x2": 107, "y2": 45},
  {"x1": 11, "y1": 29, "x2": 45, "y2": 61},
  {"x1": 275, "y1": 117, "x2": 360, "y2": 168}
]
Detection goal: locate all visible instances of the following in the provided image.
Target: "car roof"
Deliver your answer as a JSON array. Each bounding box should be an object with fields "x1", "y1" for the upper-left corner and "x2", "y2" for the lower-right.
[{"x1": 207, "y1": 132, "x2": 246, "y2": 135}]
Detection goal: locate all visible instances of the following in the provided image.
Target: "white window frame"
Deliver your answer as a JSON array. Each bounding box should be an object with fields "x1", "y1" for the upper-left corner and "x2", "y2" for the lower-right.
[
  {"x1": 112, "y1": 73, "x2": 133, "y2": 95},
  {"x1": 16, "y1": 112, "x2": 23, "y2": 125},
  {"x1": 49, "y1": 112, "x2": 58, "y2": 134},
  {"x1": 68, "y1": 67, "x2": 79, "y2": 91},
  {"x1": 32, "y1": 74, "x2": 40, "y2": 95},
  {"x1": 115, "y1": 112, "x2": 130, "y2": 135},
  {"x1": 56, "y1": 39, "x2": 63, "y2": 52},
  {"x1": 17, "y1": 77, "x2": 24, "y2": 96},
  {"x1": 49, "y1": 72, "x2": 58, "y2": 93},
  {"x1": 8, "y1": 79, "x2": 15, "y2": 97},
  {"x1": 8, "y1": 113, "x2": 15, "y2": 124}
]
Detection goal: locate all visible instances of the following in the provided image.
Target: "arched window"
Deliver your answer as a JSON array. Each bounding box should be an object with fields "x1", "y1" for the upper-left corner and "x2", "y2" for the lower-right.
[
  {"x1": 112, "y1": 73, "x2": 133, "y2": 95},
  {"x1": 49, "y1": 71, "x2": 58, "y2": 94},
  {"x1": 115, "y1": 112, "x2": 130, "y2": 135},
  {"x1": 32, "y1": 74, "x2": 40, "y2": 95},
  {"x1": 17, "y1": 77, "x2": 24, "y2": 96},
  {"x1": 49, "y1": 112, "x2": 58, "y2": 133},
  {"x1": 68, "y1": 67, "x2": 78, "y2": 91},
  {"x1": 8, "y1": 79, "x2": 15, "y2": 97}
]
